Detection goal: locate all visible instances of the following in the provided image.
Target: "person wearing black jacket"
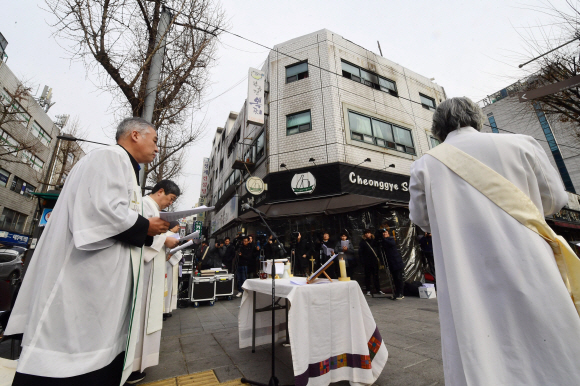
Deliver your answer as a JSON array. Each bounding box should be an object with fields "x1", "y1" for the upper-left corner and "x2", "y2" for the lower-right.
[
  {"x1": 419, "y1": 233, "x2": 435, "y2": 279},
  {"x1": 236, "y1": 237, "x2": 253, "y2": 297},
  {"x1": 359, "y1": 229, "x2": 384, "y2": 296},
  {"x1": 292, "y1": 232, "x2": 310, "y2": 276},
  {"x1": 203, "y1": 240, "x2": 223, "y2": 269},
  {"x1": 379, "y1": 228, "x2": 405, "y2": 300},
  {"x1": 222, "y1": 237, "x2": 236, "y2": 273}
]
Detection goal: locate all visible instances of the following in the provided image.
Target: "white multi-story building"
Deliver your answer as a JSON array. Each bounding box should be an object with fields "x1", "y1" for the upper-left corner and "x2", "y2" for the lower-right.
[
  {"x1": 479, "y1": 82, "x2": 580, "y2": 244},
  {"x1": 202, "y1": 29, "x2": 445, "y2": 258}
]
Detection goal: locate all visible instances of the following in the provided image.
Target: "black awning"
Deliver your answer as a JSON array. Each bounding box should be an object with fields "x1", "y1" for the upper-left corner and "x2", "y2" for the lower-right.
[{"x1": 238, "y1": 194, "x2": 390, "y2": 221}]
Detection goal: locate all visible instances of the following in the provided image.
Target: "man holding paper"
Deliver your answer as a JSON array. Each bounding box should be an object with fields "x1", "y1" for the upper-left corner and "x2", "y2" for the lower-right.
[
  {"x1": 6, "y1": 117, "x2": 168, "y2": 386},
  {"x1": 409, "y1": 97, "x2": 580, "y2": 385},
  {"x1": 127, "y1": 180, "x2": 180, "y2": 384}
]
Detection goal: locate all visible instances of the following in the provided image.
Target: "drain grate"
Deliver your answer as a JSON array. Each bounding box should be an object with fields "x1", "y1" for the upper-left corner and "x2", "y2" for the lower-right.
[{"x1": 141, "y1": 370, "x2": 244, "y2": 386}]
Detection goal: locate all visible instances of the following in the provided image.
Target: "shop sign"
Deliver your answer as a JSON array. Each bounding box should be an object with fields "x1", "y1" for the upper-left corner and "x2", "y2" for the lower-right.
[
  {"x1": 246, "y1": 176, "x2": 266, "y2": 195},
  {"x1": 347, "y1": 171, "x2": 408, "y2": 192},
  {"x1": 194, "y1": 220, "x2": 203, "y2": 233},
  {"x1": 247, "y1": 68, "x2": 265, "y2": 126},
  {"x1": 200, "y1": 157, "x2": 210, "y2": 196},
  {"x1": 0, "y1": 231, "x2": 29, "y2": 246},
  {"x1": 291, "y1": 172, "x2": 316, "y2": 195},
  {"x1": 211, "y1": 196, "x2": 238, "y2": 235}
]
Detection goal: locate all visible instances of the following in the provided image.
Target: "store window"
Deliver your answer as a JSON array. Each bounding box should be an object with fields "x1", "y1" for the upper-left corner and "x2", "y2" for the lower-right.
[
  {"x1": 21, "y1": 150, "x2": 44, "y2": 172},
  {"x1": 430, "y1": 136, "x2": 441, "y2": 148},
  {"x1": 286, "y1": 61, "x2": 309, "y2": 83},
  {"x1": 286, "y1": 110, "x2": 311, "y2": 135},
  {"x1": 0, "y1": 168, "x2": 10, "y2": 187},
  {"x1": 31, "y1": 121, "x2": 52, "y2": 146},
  {"x1": 0, "y1": 207, "x2": 27, "y2": 233},
  {"x1": 341, "y1": 60, "x2": 397, "y2": 95},
  {"x1": 348, "y1": 110, "x2": 416, "y2": 155},
  {"x1": 420, "y1": 94, "x2": 436, "y2": 110}
]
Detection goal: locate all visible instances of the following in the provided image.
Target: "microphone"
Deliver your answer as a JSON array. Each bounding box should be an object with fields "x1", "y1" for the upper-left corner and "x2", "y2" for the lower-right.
[
  {"x1": 242, "y1": 203, "x2": 267, "y2": 216},
  {"x1": 241, "y1": 203, "x2": 251, "y2": 210}
]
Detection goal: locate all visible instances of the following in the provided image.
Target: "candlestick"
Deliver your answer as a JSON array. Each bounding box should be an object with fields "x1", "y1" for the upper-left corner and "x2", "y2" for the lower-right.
[{"x1": 338, "y1": 257, "x2": 350, "y2": 281}]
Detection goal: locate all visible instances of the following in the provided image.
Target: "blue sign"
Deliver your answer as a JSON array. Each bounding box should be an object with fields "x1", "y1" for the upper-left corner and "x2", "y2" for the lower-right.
[
  {"x1": 0, "y1": 230, "x2": 29, "y2": 246},
  {"x1": 39, "y1": 208, "x2": 53, "y2": 227}
]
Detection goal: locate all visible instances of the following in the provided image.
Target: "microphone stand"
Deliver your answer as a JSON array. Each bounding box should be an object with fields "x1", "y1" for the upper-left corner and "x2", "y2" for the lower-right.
[{"x1": 241, "y1": 205, "x2": 291, "y2": 386}]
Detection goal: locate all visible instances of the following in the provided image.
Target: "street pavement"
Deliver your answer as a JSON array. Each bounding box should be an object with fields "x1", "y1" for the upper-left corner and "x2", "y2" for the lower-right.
[{"x1": 0, "y1": 292, "x2": 444, "y2": 385}]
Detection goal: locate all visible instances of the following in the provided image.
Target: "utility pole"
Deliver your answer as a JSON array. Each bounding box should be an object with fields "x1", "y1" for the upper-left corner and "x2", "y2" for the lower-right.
[{"x1": 140, "y1": 6, "x2": 172, "y2": 191}]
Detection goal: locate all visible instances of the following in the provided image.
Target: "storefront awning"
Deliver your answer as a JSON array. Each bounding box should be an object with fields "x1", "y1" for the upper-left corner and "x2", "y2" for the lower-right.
[{"x1": 238, "y1": 194, "x2": 389, "y2": 221}]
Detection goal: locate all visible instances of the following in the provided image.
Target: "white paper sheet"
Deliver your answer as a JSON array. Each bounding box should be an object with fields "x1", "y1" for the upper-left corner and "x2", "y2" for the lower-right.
[
  {"x1": 169, "y1": 240, "x2": 193, "y2": 254},
  {"x1": 159, "y1": 206, "x2": 214, "y2": 222},
  {"x1": 180, "y1": 231, "x2": 200, "y2": 242}
]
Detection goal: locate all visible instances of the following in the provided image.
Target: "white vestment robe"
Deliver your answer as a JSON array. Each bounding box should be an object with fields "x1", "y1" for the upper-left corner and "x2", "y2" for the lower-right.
[
  {"x1": 131, "y1": 196, "x2": 166, "y2": 372},
  {"x1": 164, "y1": 235, "x2": 181, "y2": 313},
  {"x1": 409, "y1": 127, "x2": 580, "y2": 386},
  {"x1": 5, "y1": 145, "x2": 144, "y2": 385}
]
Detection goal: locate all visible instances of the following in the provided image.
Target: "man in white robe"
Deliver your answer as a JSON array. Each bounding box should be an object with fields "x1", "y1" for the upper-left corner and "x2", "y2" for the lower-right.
[
  {"x1": 127, "y1": 180, "x2": 180, "y2": 384},
  {"x1": 6, "y1": 117, "x2": 170, "y2": 386},
  {"x1": 409, "y1": 97, "x2": 580, "y2": 386},
  {"x1": 164, "y1": 222, "x2": 181, "y2": 317}
]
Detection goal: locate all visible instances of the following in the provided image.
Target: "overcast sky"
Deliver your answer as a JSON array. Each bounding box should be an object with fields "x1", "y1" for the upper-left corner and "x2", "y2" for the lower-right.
[{"x1": 1, "y1": 0, "x2": 569, "y2": 209}]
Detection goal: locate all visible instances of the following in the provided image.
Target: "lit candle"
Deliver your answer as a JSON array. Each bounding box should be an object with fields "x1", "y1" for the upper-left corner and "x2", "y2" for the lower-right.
[{"x1": 339, "y1": 258, "x2": 347, "y2": 278}]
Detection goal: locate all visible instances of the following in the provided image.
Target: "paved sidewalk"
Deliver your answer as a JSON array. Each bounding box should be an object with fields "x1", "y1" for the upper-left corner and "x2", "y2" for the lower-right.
[{"x1": 0, "y1": 293, "x2": 444, "y2": 385}]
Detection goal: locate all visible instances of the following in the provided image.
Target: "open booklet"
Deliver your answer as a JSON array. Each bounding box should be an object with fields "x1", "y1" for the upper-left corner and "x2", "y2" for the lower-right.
[
  {"x1": 307, "y1": 253, "x2": 338, "y2": 282},
  {"x1": 159, "y1": 206, "x2": 214, "y2": 222}
]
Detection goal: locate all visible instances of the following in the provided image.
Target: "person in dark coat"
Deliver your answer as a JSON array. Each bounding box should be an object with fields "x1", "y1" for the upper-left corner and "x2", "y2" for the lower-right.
[
  {"x1": 292, "y1": 232, "x2": 311, "y2": 276},
  {"x1": 420, "y1": 232, "x2": 435, "y2": 279},
  {"x1": 335, "y1": 232, "x2": 356, "y2": 278},
  {"x1": 197, "y1": 241, "x2": 210, "y2": 270},
  {"x1": 203, "y1": 240, "x2": 223, "y2": 269},
  {"x1": 359, "y1": 229, "x2": 384, "y2": 296},
  {"x1": 379, "y1": 228, "x2": 405, "y2": 300},
  {"x1": 222, "y1": 237, "x2": 236, "y2": 273},
  {"x1": 236, "y1": 236, "x2": 254, "y2": 297}
]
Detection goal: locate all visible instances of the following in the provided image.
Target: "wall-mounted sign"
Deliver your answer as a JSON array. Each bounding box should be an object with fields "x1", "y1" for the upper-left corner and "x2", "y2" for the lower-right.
[
  {"x1": 347, "y1": 172, "x2": 408, "y2": 192},
  {"x1": 0, "y1": 231, "x2": 29, "y2": 246},
  {"x1": 39, "y1": 208, "x2": 53, "y2": 227},
  {"x1": 291, "y1": 172, "x2": 316, "y2": 195},
  {"x1": 246, "y1": 176, "x2": 265, "y2": 195},
  {"x1": 200, "y1": 157, "x2": 210, "y2": 197},
  {"x1": 247, "y1": 68, "x2": 265, "y2": 126}
]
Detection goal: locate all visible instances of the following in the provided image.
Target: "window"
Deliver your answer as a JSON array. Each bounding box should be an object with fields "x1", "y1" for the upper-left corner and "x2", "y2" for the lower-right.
[
  {"x1": 219, "y1": 157, "x2": 223, "y2": 173},
  {"x1": 348, "y1": 111, "x2": 415, "y2": 155},
  {"x1": 67, "y1": 153, "x2": 74, "y2": 165},
  {"x1": 31, "y1": 121, "x2": 52, "y2": 146},
  {"x1": 0, "y1": 88, "x2": 30, "y2": 127},
  {"x1": 419, "y1": 94, "x2": 436, "y2": 110},
  {"x1": 228, "y1": 129, "x2": 241, "y2": 157},
  {"x1": 217, "y1": 189, "x2": 222, "y2": 200},
  {"x1": 286, "y1": 61, "x2": 308, "y2": 83},
  {"x1": 0, "y1": 251, "x2": 19, "y2": 263},
  {"x1": 286, "y1": 111, "x2": 311, "y2": 135},
  {"x1": 0, "y1": 207, "x2": 27, "y2": 233},
  {"x1": 10, "y1": 176, "x2": 35, "y2": 197},
  {"x1": 487, "y1": 113, "x2": 499, "y2": 134},
  {"x1": 341, "y1": 60, "x2": 398, "y2": 96},
  {"x1": 21, "y1": 150, "x2": 44, "y2": 172},
  {"x1": 430, "y1": 136, "x2": 441, "y2": 148},
  {"x1": 0, "y1": 129, "x2": 19, "y2": 152},
  {"x1": 0, "y1": 168, "x2": 10, "y2": 187},
  {"x1": 0, "y1": 88, "x2": 11, "y2": 106},
  {"x1": 255, "y1": 131, "x2": 265, "y2": 160}
]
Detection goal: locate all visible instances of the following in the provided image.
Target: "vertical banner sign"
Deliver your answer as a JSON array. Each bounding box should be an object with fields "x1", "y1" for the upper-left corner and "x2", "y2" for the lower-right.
[
  {"x1": 247, "y1": 68, "x2": 265, "y2": 126},
  {"x1": 200, "y1": 157, "x2": 210, "y2": 197}
]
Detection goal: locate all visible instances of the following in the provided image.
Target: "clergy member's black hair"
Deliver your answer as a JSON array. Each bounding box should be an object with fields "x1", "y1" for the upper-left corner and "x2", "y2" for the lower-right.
[
  {"x1": 151, "y1": 180, "x2": 181, "y2": 197},
  {"x1": 169, "y1": 221, "x2": 180, "y2": 229}
]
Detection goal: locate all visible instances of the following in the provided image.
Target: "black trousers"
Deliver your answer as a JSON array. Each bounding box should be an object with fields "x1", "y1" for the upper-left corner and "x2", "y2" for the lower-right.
[
  {"x1": 390, "y1": 268, "x2": 405, "y2": 297},
  {"x1": 364, "y1": 262, "x2": 381, "y2": 293},
  {"x1": 12, "y1": 351, "x2": 124, "y2": 386}
]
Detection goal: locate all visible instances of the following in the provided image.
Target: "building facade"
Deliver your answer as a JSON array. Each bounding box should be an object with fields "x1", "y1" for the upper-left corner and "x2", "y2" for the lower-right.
[
  {"x1": 0, "y1": 59, "x2": 83, "y2": 246},
  {"x1": 200, "y1": 30, "x2": 446, "y2": 278},
  {"x1": 479, "y1": 83, "x2": 580, "y2": 243}
]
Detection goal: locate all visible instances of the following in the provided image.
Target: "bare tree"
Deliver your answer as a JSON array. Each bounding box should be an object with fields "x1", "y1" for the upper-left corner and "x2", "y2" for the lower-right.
[
  {"x1": 52, "y1": 116, "x2": 87, "y2": 187},
  {"x1": 0, "y1": 83, "x2": 44, "y2": 166},
  {"x1": 45, "y1": 0, "x2": 225, "y2": 184}
]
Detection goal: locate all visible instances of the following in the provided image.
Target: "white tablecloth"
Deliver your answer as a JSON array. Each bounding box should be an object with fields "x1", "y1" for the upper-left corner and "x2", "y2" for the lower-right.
[{"x1": 239, "y1": 278, "x2": 388, "y2": 386}]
